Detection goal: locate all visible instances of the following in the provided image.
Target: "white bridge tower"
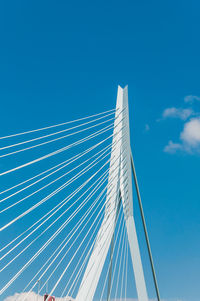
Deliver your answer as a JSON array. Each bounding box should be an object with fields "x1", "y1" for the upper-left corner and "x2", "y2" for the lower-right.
[{"x1": 76, "y1": 86, "x2": 151, "y2": 301}]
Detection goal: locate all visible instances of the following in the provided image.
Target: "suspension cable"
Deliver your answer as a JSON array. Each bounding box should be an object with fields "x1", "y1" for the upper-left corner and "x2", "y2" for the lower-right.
[
  {"x1": 0, "y1": 111, "x2": 115, "y2": 151},
  {"x1": 99, "y1": 208, "x2": 124, "y2": 301},
  {"x1": 0, "y1": 131, "x2": 114, "y2": 199},
  {"x1": 0, "y1": 108, "x2": 116, "y2": 140},
  {"x1": 0, "y1": 143, "x2": 113, "y2": 231},
  {"x1": 0, "y1": 141, "x2": 112, "y2": 213},
  {"x1": 0, "y1": 159, "x2": 127, "y2": 296},
  {"x1": 0, "y1": 123, "x2": 113, "y2": 176},
  {"x1": 0, "y1": 168, "x2": 109, "y2": 262},
  {"x1": 0, "y1": 115, "x2": 115, "y2": 158}
]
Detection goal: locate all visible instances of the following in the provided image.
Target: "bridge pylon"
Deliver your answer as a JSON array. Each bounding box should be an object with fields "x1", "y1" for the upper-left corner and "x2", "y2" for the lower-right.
[{"x1": 76, "y1": 85, "x2": 149, "y2": 301}]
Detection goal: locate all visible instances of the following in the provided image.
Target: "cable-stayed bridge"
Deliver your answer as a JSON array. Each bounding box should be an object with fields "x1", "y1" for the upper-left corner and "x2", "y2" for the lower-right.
[{"x1": 0, "y1": 86, "x2": 161, "y2": 301}]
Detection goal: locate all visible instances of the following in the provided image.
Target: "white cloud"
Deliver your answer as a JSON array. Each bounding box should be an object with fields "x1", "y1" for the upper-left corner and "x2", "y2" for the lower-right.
[
  {"x1": 162, "y1": 107, "x2": 193, "y2": 120},
  {"x1": 180, "y1": 118, "x2": 200, "y2": 147},
  {"x1": 4, "y1": 293, "x2": 185, "y2": 301},
  {"x1": 4, "y1": 292, "x2": 74, "y2": 301},
  {"x1": 164, "y1": 141, "x2": 183, "y2": 154},
  {"x1": 184, "y1": 95, "x2": 200, "y2": 103},
  {"x1": 161, "y1": 94, "x2": 200, "y2": 154},
  {"x1": 164, "y1": 118, "x2": 200, "y2": 154},
  {"x1": 145, "y1": 124, "x2": 150, "y2": 132}
]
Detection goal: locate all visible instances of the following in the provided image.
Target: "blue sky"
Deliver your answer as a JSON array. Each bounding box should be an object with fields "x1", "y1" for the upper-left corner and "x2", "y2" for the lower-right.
[{"x1": 0, "y1": 1, "x2": 200, "y2": 301}]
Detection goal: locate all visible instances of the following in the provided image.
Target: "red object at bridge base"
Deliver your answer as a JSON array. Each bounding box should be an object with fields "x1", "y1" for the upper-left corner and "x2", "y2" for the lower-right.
[{"x1": 44, "y1": 293, "x2": 55, "y2": 301}]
